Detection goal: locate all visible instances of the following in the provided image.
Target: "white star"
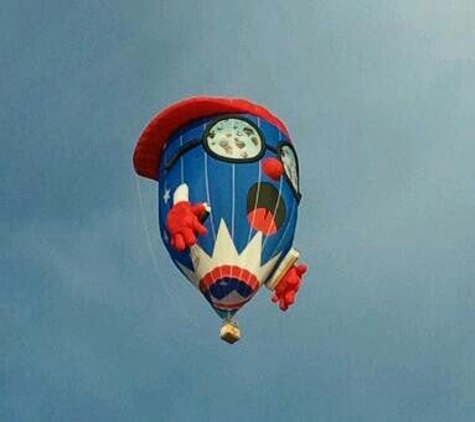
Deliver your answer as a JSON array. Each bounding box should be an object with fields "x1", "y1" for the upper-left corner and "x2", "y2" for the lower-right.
[{"x1": 163, "y1": 188, "x2": 171, "y2": 204}]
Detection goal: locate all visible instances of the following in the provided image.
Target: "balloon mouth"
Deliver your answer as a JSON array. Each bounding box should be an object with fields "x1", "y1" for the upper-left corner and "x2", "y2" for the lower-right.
[
  {"x1": 199, "y1": 265, "x2": 260, "y2": 311},
  {"x1": 247, "y1": 182, "x2": 286, "y2": 235}
]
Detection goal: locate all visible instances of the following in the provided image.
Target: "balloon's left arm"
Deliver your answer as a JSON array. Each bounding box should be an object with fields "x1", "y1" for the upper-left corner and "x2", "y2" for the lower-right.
[
  {"x1": 166, "y1": 183, "x2": 210, "y2": 252},
  {"x1": 265, "y1": 249, "x2": 307, "y2": 311}
]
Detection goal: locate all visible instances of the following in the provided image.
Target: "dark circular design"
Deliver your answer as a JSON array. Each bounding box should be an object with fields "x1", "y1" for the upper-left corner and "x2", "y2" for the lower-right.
[{"x1": 247, "y1": 182, "x2": 287, "y2": 235}]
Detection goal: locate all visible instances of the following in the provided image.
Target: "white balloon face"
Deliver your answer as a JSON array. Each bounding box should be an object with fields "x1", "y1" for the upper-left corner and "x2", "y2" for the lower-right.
[
  {"x1": 205, "y1": 118, "x2": 263, "y2": 161},
  {"x1": 280, "y1": 144, "x2": 299, "y2": 193}
]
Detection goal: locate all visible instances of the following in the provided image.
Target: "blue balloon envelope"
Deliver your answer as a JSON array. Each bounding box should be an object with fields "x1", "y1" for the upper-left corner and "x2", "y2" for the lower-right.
[{"x1": 134, "y1": 97, "x2": 303, "y2": 340}]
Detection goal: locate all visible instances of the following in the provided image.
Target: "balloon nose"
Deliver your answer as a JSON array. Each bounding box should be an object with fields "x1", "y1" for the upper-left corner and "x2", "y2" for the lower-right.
[{"x1": 262, "y1": 157, "x2": 284, "y2": 180}]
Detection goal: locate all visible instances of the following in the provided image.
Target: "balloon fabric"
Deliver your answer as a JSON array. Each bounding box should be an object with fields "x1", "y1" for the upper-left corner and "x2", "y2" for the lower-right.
[{"x1": 134, "y1": 97, "x2": 307, "y2": 342}]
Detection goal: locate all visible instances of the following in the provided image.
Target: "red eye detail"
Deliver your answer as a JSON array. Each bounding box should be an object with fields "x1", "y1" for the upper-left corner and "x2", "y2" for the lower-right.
[
  {"x1": 262, "y1": 158, "x2": 284, "y2": 180},
  {"x1": 247, "y1": 209, "x2": 278, "y2": 235}
]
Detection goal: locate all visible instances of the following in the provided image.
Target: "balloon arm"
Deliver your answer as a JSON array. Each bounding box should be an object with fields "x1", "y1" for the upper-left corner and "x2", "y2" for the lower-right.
[
  {"x1": 172, "y1": 183, "x2": 210, "y2": 218},
  {"x1": 266, "y1": 249, "x2": 307, "y2": 312},
  {"x1": 167, "y1": 183, "x2": 210, "y2": 252},
  {"x1": 265, "y1": 249, "x2": 300, "y2": 291}
]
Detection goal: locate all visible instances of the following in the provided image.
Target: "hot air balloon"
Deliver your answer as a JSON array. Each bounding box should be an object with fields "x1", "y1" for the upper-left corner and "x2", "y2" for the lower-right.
[{"x1": 133, "y1": 97, "x2": 307, "y2": 343}]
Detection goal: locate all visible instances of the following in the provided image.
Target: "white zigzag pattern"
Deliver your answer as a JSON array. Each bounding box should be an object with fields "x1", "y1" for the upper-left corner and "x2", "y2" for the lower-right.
[{"x1": 179, "y1": 219, "x2": 281, "y2": 288}]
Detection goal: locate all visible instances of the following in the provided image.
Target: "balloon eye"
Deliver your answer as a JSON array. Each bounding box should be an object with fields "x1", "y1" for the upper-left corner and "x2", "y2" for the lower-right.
[
  {"x1": 279, "y1": 144, "x2": 299, "y2": 193},
  {"x1": 204, "y1": 118, "x2": 264, "y2": 162}
]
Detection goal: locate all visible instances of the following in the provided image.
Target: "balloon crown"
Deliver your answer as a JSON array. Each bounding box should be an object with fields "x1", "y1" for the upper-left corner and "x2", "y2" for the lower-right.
[{"x1": 133, "y1": 96, "x2": 291, "y2": 180}]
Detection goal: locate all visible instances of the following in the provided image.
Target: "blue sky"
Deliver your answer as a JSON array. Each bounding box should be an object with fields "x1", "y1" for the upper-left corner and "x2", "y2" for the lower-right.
[{"x1": 2, "y1": 1, "x2": 475, "y2": 421}]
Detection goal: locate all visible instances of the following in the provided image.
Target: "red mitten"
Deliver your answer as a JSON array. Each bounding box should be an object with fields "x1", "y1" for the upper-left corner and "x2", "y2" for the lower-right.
[
  {"x1": 271, "y1": 263, "x2": 307, "y2": 311},
  {"x1": 166, "y1": 202, "x2": 208, "y2": 252}
]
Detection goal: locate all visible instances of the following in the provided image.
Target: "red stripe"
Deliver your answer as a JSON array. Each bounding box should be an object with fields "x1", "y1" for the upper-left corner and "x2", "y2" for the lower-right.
[{"x1": 199, "y1": 265, "x2": 260, "y2": 292}]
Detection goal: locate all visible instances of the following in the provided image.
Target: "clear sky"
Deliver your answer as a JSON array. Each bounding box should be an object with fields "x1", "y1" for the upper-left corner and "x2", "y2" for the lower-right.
[{"x1": 2, "y1": 1, "x2": 475, "y2": 421}]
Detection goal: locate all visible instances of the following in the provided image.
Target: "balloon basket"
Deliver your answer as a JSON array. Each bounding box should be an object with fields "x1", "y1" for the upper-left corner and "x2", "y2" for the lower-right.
[{"x1": 220, "y1": 319, "x2": 240, "y2": 344}]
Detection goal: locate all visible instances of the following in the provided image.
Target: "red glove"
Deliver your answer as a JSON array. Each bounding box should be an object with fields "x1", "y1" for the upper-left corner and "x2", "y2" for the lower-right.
[
  {"x1": 166, "y1": 202, "x2": 208, "y2": 252},
  {"x1": 271, "y1": 264, "x2": 307, "y2": 311}
]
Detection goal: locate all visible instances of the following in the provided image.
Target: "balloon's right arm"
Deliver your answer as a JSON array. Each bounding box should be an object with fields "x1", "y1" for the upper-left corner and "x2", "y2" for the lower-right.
[
  {"x1": 265, "y1": 249, "x2": 300, "y2": 291},
  {"x1": 265, "y1": 249, "x2": 307, "y2": 311}
]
